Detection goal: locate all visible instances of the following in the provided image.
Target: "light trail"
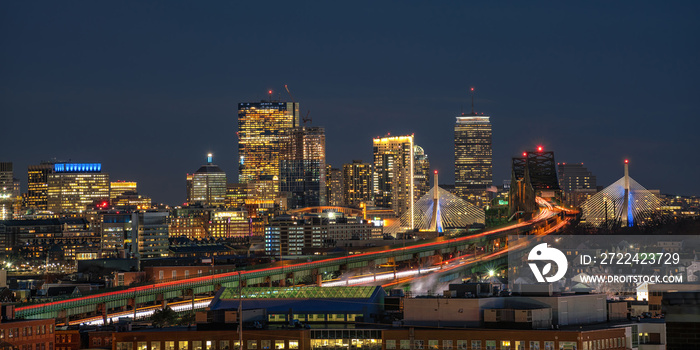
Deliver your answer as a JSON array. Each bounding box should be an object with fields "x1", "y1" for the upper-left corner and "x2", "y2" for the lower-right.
[
  {"x1": 71, "y1": 297, "x2": 213, "y2": 326},
  {"x1": 69, "y1": 201, "x2": 571, "y2": 325},
  {"x1": 17, "y1": 197, "x2": 559, "y2": 316}
]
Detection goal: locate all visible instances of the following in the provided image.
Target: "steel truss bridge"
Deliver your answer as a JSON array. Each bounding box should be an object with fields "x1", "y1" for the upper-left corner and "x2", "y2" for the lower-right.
[
  {"x1": 509, "y1": 147, "x2": 562, "y2": 216},
  {"x1": 16, "y1": 203, "x2": 567, "y2": 323}
]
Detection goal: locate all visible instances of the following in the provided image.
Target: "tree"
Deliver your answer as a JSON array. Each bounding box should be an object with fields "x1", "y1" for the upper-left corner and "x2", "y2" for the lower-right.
[
  {"x1": 178, "y1": 312, "x2": 196, "y2": 327},
  {"x1": 151, "y1": 306, "x2": 178, "y2": 328}
]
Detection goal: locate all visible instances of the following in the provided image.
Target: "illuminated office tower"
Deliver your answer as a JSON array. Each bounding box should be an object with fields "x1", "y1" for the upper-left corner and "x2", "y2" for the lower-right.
[
  {"x1": 47, "y1": 163, "x2": 110, "y2": 214},
  {"x1": 343, "y1": 160, "x2": 372, "y2": 208},
  {"x1": 455, "y1": 110, "x2": 493, "y2": 205},
  {"x1": 186, "y1": 154, "x2": 227, "y2": 207},
  {"x1": 413, "y1": 145, "x2": 430, "y2": 202},
  {"x1": 0, "y1": 162, "x2": 13, "y2": 220},
  {"x1": 225, "y1": 183, "x2": 251, "y2": 209},
  {"x1": 373, "y1": 135, "x2": 415, "y2": 221},
  {"x1": 26, "y1": 161, "x2": 56, "y2": 210},
  {"x1": 237, "y1": 100, "x2": 300, "y2": 186},
  {"x1": 110, "y1": 181, "x2": 137, "y2": 201},
  {"x1": 326, "y1": 165, "x2": 345, "y2": 206},
  {"x1": 279, "y1": 126, "x2": 326, "y2": 208}
]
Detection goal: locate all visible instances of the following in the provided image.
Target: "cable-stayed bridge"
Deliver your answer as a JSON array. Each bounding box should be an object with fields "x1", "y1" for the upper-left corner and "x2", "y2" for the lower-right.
[{"x1": 580, "y1": 160, "x2": 661, "y2": 227}]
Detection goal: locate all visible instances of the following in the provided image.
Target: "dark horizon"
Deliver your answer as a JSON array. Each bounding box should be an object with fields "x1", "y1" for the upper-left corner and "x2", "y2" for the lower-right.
[{"x1": 2, "y1": 2, "x2": 699, "y2": 205}]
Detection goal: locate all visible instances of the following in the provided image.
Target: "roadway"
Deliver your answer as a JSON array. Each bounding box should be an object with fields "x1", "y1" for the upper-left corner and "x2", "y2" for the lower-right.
[{"x1": 17, "y1": 197, "x2": 570, "y2": 322}]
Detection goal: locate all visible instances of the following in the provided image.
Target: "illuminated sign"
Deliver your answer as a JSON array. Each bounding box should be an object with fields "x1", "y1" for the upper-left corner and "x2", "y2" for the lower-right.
[{"x1": 54, "y1": 163, "x2": 102, "y2": 173}]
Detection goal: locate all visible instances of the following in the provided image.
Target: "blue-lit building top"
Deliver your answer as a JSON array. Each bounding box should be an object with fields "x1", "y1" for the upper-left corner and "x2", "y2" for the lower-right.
[{"x1": 54, "y1": 163, "x2": 102, "y2": 173}]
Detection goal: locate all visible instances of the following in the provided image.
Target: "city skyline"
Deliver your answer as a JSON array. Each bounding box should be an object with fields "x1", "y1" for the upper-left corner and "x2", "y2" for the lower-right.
[{"x1": 2, "y1": 2, "x2": 698, "y2": 205}]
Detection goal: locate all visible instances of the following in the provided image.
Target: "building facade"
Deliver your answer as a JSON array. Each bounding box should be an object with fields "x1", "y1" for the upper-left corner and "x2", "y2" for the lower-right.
[
  {"x1": 413, "y1": 145, "x2": 430, "y2": 202},
  {"x1": 100, "y1": 212, "x2": 133, "y2": 258},
  {"x1": 110, "y1": 181, "x2": 137, "y2": 201},
  {"x1": 326, "y1": 165, "x2": 345, "y2": 207},
  {"x1": 186, "y1": 154, "x2": 227, "y2": 207},
  {"x1": 342, "y1": 160, "x2": 372, "y2": 208},
  {"x1": 131, "y1": 211, "x2": 170, "y2": 260},
  {"x1": 237, "y1": 101, "x2": 299, "y2": 186},
  {"x1": 455, "y1": 114, "x2": 493, "y2": 202},
  {"x1": 0, "y1": 162, "x2": 13, "y2": 220},
  {"x1": 373, "y1": 135, "x2": 414, "y2": 219},
  {"x1": 558, "y1": 162, "x2": 597, "y2": 206},
  {"x1": 279, "y1": 126, "x2": 326, "y2": 208},
  {"x1": 0, "y1": 316, "x2": 55, "y2": 350},
  {"x1": 47, "y1": 163, "x2": 110, "y2": 214},
  {"x1": 25, "y1": 162, "x2": 56, "y2": 210}
]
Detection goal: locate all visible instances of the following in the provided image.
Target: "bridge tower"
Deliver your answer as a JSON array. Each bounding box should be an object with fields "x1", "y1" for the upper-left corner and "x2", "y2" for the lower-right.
[
  {"x1": 622, "y1": 159, "x2": 632, "y2": 227},
  {"x1": 427, "y1": 170, "x2": 442, "y2": 232}
]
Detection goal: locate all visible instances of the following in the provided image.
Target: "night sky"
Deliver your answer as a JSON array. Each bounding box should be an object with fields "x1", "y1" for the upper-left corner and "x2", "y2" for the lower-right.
[{"x1": 2, "y1": 2, "x2": 699, "y2": 206}]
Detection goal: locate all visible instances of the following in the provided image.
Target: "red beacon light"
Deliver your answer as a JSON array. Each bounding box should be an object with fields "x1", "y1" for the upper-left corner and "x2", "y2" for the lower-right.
[
  {"x1": 537, "y1": 146, "x2": 543, "y2": 152},
  {"x1": 522, "y1": 152, "x2": 527, "y2": 157},
  {"x1": 624, "y1": 159, "x2": 629, "y2": 164},
  {"x1": 434, "y1": 170, "x2": 438, "y2": 174}
]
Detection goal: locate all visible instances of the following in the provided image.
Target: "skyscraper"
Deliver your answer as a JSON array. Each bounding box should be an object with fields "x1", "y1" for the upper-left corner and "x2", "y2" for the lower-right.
[
  {"x1": 413, "y1": 144, "x2": 430, "y2": 202},
  {"x1": 237, "y1": 100, "x2": 300, "y2": 186},
  {"x1": 0, "y1": 162, "x2": 13, "y2": 220},
  {"x1": 373, "y1": 135, "x2": 414, "y2": 221},
  {"x1": 343, "y1": 160, "x2": 372, "y2": 208},
  {"x1": 47, "y1": 163, "x2": 110, "y2": 214},
  {"x1": 558, "y1": 163, "x2": 597, "y2": 193},
  {"x1": 455, "y1": 110, "x2": 493, "y2": 206},
  {"x1": 558, "y1": 162, "x2": 597, "y2": 206},
  {"x1": 326, "y1": 165, "x2": 345, "y2": 206},
  {"x1": 26, "y1": 161, "x2": 56, "y2": 210},
  {"x1": 131, "y1": 211, "x2": 170, "y2": 260},
  {"x1": 186, "y1": 154, "x2": 227, "y2": 207},
  {"x1": 279, "y1": 126, "x2": 326, "y2": 208}
]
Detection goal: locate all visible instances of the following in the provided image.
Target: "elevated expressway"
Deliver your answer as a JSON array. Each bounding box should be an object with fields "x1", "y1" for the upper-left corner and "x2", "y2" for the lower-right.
[{"x1": 16, "y1": 199, "x2": 571, "y2": 324}]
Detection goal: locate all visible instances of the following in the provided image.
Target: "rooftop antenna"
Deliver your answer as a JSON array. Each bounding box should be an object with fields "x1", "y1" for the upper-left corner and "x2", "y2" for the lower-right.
[
  {"x1": 267, "y1": 89, "x2": 273, "y2": 102},
  {"x1": 470, "y1": 87, "x2": 475, "y2": 115}
]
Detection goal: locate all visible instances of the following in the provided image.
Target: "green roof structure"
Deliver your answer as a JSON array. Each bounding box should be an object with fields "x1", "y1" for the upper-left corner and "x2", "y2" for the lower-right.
[{"x1": 218, "y1": 286, "x2": 377, "y2": 300}]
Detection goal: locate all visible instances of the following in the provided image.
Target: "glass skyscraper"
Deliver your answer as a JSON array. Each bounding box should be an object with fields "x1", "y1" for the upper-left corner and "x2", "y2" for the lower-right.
[
  {"x1": 279, "y1": 126, "x2": 326, "y2": 208},
  {"x1": 373, "y1": 135, "x2": 414, "y2": 221},
  {"x1": 454, "y1": 114, "x2": 493, "y2": 202},
  {"x1": 413, "y1": 144, "x2": 430, "y2": 202},
  {"x1": 343, "y1": 160, "x2": 372, "y2": 208},
  {"x1": 237, "y1": 101, "x2": 300, "y2": 186},
  {"x1": 0, "y1": 162, "x2": 13, "y2": 220},
  {"x1": 186, "y1": 154, "x2": 227, "y2": 207},
  {"x1": 26, "y1": 161, "x2": 56, "y2": 210}
]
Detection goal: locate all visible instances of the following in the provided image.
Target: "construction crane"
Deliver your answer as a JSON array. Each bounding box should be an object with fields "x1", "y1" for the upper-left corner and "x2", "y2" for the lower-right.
[
  {"x1": 302, "y1": 110, "x2": 312, "y2": 125},
  {"x1": 284, "y1": 85, "x2": 295, "y2": 102},
  {"x1": 286, "y1": 85, "x2": 312, "y2": 126}
]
